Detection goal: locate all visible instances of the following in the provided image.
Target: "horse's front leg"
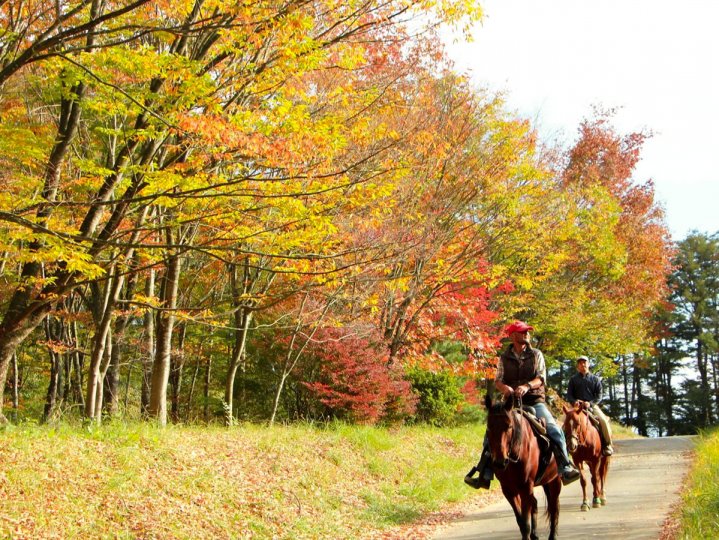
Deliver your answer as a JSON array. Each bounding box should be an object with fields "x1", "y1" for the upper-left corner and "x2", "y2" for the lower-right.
[
  {"x1": 527, "y1": 489, "x2": 539, "y2": 540},
  {"x1": 576, "y1": 459, "x2": 590, "y2": 511},
  {"x1": 505, "y1": 490, "x2": 532, "y2": 540},
  {"x1": 598, "y1": 455, "x2": 610, "y2": 505},
  {"x1": 590, "y1": 459, "x2": 602, "y2": 508}
]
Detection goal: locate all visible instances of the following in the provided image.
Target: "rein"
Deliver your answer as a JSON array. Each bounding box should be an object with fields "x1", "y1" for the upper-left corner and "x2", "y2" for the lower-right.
[{"x1": 488, "y1": 397, "x2": 526, "y2": 465}]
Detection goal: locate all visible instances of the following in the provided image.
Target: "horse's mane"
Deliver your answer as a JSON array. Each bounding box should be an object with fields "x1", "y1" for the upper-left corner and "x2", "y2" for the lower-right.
[{"x1": 487, "y1": 398, "x2": 527, "y2": 459}]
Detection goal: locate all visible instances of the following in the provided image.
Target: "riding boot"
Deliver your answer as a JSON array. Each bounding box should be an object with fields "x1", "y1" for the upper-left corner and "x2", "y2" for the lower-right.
[
  {"x1": 598, "y1": 420, "x2": 614, "y2": 455},
  {"x1": 601, "y1": 436, "x2": 614, "y2": 456},
  {"x1": 464, "y1": 449, "x2": 493, "y2": 489},
  {"x1": 550, "y1": 442, "x2": 580, "y2": 485}
]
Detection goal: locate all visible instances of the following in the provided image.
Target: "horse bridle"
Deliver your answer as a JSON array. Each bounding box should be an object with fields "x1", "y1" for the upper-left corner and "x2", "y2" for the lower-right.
[
  {"x1": 566, "y1": 407, "x2": 589, "y2": 447},
  {"x1": 488, "y1": 399, "x2": 524, "y2": 467}
]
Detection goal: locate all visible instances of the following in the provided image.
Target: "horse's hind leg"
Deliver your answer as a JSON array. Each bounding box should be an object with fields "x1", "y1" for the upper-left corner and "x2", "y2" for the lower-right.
[
  {"x1": 599, "y1": 456, "x2": 611, "y2": 505},
  {"x1": 543, "y1": 477, "x2": 562, "y2": 540}
]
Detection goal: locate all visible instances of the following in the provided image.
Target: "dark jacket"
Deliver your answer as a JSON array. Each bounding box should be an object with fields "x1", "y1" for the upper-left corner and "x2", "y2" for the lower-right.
[
  {"x1": 566, "y1": 371, "x2": 603, "y2": 405},
  {"x1": 498, "y1": 345, "x2": 546, "y2": 405}
]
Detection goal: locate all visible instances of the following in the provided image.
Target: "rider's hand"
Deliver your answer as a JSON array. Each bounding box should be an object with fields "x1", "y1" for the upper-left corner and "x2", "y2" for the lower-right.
[
  {"x1": 502, "y1": 386, "x2": 514, "y2": 398},
  {"x1": 515, "y1": 384, "x2": 529, "y2": 397}
]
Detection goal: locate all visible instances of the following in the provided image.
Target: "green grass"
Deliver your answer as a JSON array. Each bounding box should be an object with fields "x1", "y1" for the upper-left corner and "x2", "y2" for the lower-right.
[
  {"x1": 0, "y1": 420, "x2": 488, "y2": 539},
  {"x1": 674, "y1": 428, "x2": 719, "y2": 538}
]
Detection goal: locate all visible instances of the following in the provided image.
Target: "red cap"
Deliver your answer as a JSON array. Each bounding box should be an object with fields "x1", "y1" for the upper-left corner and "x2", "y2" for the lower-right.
[{"x1": 505, "y1": 320, "x2": 534, "y2": 335}]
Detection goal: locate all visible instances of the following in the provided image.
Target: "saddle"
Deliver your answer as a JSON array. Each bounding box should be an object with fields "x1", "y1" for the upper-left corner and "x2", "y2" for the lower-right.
[
  {"x1": 518, "y1": 406, "x2": 553, "y2": 484},
  {"x1": 584, "y1": 408, "x2": 611, "y2": 453}
]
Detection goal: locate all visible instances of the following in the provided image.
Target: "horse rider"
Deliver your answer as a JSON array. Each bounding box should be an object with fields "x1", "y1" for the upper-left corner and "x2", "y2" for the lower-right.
[
  {"x1": 566, "y1": 355, "x2": 614, "y2": 456},
  {"x1": 465, "y1": 320, "x2": 581, "y2": 489}
]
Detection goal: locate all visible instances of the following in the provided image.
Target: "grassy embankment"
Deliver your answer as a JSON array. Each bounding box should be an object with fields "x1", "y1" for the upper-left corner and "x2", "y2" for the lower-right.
[
  {"x1": 672, "y1": 428, "x2": 719, "y2": 539},
  {"x1": 0, "y1": 416, "x2": 642, "y2": 540},
  {"x1": 0, "y1": 420, "x2": 489, "y2": 539}
]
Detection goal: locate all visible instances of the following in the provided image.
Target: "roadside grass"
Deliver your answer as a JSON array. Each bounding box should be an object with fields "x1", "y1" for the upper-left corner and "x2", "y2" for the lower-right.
[
  {"x1": 612, "y1": 422, "x2": 643, "y2": 439},
  {"x1": 0, "y1": 420, "x2": 486, "y2": 539},
  {"x1": 673, "y1": 428, "x2": 719, "y2": 538}
]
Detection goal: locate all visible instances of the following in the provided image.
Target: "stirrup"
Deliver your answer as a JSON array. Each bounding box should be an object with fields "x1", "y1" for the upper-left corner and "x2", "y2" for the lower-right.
[
  {"x1": 464, "y1": 474, "x2": 491, "y2": 489},
  {"x1": 560, "y1": 467, "x2": 581, "y2": 486}
]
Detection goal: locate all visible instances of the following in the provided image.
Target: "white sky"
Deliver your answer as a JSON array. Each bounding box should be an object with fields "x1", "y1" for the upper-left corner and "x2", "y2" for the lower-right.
[{"x1": 442, "y1": 0, "x2": 719, "y2": 240}]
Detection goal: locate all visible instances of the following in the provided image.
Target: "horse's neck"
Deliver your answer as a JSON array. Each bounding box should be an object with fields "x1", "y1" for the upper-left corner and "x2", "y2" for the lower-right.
[
  {"x1": 577, "y1": 412, "x2": 589, "y2": 436},
  {"x1": 576, "y1": 411, "x2": 599, "y2": 443}
]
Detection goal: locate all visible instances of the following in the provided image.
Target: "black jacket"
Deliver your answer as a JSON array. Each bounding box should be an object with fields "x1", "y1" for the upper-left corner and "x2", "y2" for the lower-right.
[{"x1": 566, "y1": 371, "x2": 603, "y2": 405}]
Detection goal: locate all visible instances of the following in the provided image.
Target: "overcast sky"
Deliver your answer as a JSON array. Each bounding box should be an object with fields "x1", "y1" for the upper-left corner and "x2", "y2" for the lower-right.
[{"x1": 442, "y1": 0, "x2": 719, "y2": 241}]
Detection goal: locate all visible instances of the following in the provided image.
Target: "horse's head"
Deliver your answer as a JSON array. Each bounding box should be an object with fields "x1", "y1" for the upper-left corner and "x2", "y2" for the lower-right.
[
  {"x1": 562, "y1": 402, "x2": 587, "y2": 453},
  {"x1": 485, "y1": 394, "x2": 521, "y2": 471}
]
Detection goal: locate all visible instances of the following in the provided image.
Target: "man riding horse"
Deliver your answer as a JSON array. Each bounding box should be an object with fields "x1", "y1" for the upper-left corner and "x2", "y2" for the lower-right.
[
  {"x1": 566, "y1": 356, "x2": 614, "y2": 456},
  {"x1": 466, "y1": 321, "x2": 581, "y2": 489}
]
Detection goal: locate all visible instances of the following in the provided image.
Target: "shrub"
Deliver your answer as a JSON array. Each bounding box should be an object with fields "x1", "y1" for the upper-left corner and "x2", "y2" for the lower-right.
[
  {"x1": 302, "y1": 328, "x2": 417, "y2": 424},
  {"x1": 406, "y1": 368, "x2": 464, "y2": 426}
]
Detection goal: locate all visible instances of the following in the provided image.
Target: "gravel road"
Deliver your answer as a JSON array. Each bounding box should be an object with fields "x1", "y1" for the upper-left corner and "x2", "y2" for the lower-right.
[{"x1": 432, "y1": 436, "x2": 696, "y2": 540}]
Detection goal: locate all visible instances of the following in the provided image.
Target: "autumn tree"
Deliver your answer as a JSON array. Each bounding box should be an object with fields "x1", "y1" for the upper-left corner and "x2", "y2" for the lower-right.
[
  {"x1": 0, "y1": 0, "x2": 483, "y2": 424},
  {"x1": 525, "y1": 111, "x2": 673, "y2": 375}
]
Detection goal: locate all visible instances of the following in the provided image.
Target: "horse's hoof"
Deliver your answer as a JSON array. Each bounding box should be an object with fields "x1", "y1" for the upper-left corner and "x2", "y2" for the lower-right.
[
  {"x1": 592, "y1": 497, "x2": 602, "y2": 508},
  {"x1": 580, "y1": 502, "x2": 590, "y2": 512},
  {"x1": 600, "y1": 497, "x2": 607, "y2": 506}
]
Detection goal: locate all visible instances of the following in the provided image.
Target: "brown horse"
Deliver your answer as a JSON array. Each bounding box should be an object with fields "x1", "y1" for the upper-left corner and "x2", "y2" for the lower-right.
[
  {"x1": 485, "y1": 394, "x2": 562, "y2": 540},
  {"x1": 561, "y1": 403, "x2": 610, "y2": 511}
]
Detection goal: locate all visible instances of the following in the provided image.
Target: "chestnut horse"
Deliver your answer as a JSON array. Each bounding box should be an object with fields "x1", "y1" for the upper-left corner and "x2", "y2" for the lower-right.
[
  {"x1": 561, "y1": 403, "x2": 610, "y2": 511},
  {"x1": 485, "y1": 394, "x2": 562, "y2": 540}
]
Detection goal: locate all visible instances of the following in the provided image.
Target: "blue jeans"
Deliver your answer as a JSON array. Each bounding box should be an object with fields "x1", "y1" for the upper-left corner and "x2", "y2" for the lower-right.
[
  {"x1": 532, "y1": 402, "x2": 571, "y2": 469},
  {"x1": 482, "y1": 401, "x2": 572, "y2": 470}
]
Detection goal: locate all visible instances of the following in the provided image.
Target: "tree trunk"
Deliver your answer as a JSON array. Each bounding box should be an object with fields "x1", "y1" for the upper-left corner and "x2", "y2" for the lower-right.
[
  {"x1": 141, "y1": 268, "x2": 156, "y2": 417},
  {"x1": 225, "y1": 310, "x2": 252, "y2": 426},
  {"x1": 696, "y1": 340, "x2": 712, "y2": 426},
  {"x1": 269, "y1": 291, "x2": 335, "y2": 425},
  {"x1": 85, "y1": 270, "x2": 124, "y2": 423},
  {"x1": 106, "y1": 251, "x2": 141, "y2": 418},
  {"x1": 72, "y1": 324, "x2": 86, "y2": 410},
  {"x1": 148, "y1": 245, "x2": 182, "y2": 426},
  {"x1": 169, "y1": 322, "x2": 187, "y2": 423},
  {"x1": 204, "y1": 356, "x2": 212, "y2": 422},
  {"x1": 632, "y1": 362, "x2": 647, "y2": 436},
  {"x1": 621, "y1": 356, "x2": 631, "y2": 426},
  {"x1": 0, "y1": 306, "x2": 52, "y2": 424},
  {"x1": 11, "y1": 353, "x2": 19, "y2": 423},
  {"x1": 42, "y1": 316, "x2": 63, "y2": 423},
  {"x1": 187, "y1": 355, "x2": 200, "y2": 421},
  {"x1": 104, "y1": 335, "x2": 121, "y2": 417}
]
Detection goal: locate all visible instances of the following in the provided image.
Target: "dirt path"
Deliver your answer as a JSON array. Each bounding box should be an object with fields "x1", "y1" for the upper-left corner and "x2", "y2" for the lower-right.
[{"x1": 431, "y1": 436, "x2": 696, "y2": 540}]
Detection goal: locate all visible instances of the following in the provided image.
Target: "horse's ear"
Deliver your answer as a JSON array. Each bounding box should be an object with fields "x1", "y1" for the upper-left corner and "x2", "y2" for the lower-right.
[{"x1": 484, "y1": 393, "x2": 492, "y2": 410}]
